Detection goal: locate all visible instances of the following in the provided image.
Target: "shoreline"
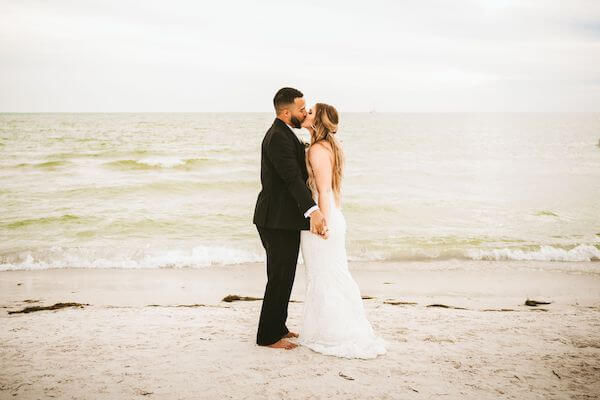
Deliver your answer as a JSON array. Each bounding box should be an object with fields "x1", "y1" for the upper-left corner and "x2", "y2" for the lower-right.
[{"x1": 1, "y1": 260, "x2": 599, "y2": 308}]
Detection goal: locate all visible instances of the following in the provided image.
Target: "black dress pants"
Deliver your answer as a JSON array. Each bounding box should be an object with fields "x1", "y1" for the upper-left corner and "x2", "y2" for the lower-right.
[{"x1": 255, "y1": 226, "x2": 301, "y2": 346}]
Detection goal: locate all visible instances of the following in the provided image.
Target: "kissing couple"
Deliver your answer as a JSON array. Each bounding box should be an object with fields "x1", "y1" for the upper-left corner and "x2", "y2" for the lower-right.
[{"x1": 252, "y1": 87, "x2": 386, "y2": 359}]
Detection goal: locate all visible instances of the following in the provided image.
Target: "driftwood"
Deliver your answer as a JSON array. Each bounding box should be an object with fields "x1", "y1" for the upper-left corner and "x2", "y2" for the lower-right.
[
  {"x1": 482, "y1": 308, "x2": 515, "y2": 312},
  {"x1": 525, "y1": 299, "x2": 552, "y2": 307},
  {"x1": 338, "y1": 372, "x2": 354, "y2": 381},
  {"x1": 361, "y1": 296, "x2": 375, "y2": 300},
  {"x1": 8, "y1": 302, "x2": 88, "y2": 314}
]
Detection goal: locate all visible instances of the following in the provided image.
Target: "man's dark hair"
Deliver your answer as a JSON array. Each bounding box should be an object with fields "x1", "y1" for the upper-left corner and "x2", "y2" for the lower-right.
[{"x1": 273, "y1": 87, "x2": 303, "y2": 113}]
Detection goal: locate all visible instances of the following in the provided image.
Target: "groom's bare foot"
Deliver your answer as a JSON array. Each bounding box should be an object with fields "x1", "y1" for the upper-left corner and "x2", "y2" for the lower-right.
[
  {"x1": 283, "y1": 331, "x2": 299, "y2": 338},
  {"x1": 266, "y1": 339, "x2": 297, "y2": 350}
]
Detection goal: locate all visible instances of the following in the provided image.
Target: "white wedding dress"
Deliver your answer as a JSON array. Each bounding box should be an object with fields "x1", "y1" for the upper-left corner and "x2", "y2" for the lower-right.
[{"x1": 298, "y1": 188, "x2": 387, "y2": 359}]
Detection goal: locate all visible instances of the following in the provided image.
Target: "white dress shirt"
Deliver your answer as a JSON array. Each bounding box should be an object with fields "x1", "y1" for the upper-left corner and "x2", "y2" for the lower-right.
[{"x1": 285, "y1": 122, "x2": 320, "y2": 219}]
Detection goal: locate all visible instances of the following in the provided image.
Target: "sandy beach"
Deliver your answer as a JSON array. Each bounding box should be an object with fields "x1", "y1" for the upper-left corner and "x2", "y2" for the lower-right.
[{"x1": 1, "y1": 260, "x2": 599, "y2": 399}]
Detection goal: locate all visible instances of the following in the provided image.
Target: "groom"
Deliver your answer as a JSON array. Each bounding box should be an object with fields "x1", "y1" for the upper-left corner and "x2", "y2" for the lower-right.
[{"x1": 253, "y1": 87, "x2": 328, "y2": 350}]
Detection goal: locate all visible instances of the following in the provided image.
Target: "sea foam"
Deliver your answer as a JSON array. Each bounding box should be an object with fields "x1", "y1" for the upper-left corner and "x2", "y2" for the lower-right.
[
  {"x1": 2, "y1": 243, "x2": 598, "y2": 271},
  {"x1": 0, "y1": 245, "x2": 263, "y2": 271},
  {"x1": 467, "y1": 244, "x2": 600, "y2": 262}
]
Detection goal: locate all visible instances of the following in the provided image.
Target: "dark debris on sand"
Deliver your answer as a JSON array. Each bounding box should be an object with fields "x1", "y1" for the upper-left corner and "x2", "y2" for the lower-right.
[
  {"x1": 222, "y1": 295, "x2": 263, "y2": 303},
  {"x1": 222, "y1": 294, "x2": 303, "y2": 303},
  {"x1": 8, "y1": 302, "x2": 89, "y2": 314},
  {"x1": 384, "y1": 300, "x2": 418, "y2": 306},
  {"x1": 525, "y1": 299, "x2": 552, "y2": 307},
  {"x1": 426, "y1": 303, "x2": 468, "y2": 310},
  {"x1": 146, "y1": 304, "x2": 231, "y2": 309},
  {"x1": 338, "y1": 372, "x2": 355, "y2": 381}
]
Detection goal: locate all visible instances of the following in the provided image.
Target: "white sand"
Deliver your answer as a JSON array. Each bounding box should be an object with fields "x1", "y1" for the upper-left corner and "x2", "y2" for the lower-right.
[{"x1": 1, "y1": 260, "x2": 599, "y2": 399}]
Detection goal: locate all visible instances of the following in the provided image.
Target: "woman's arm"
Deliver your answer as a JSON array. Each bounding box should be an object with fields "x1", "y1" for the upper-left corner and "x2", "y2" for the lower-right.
[{"x1": 308, "y1": 143, "x2": 334, "y2": 222}]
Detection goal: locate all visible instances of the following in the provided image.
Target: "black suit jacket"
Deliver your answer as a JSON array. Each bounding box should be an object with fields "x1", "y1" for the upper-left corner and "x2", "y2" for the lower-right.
[{"x1": 253, "y1": 118, "x2": 316, "y2": 230}]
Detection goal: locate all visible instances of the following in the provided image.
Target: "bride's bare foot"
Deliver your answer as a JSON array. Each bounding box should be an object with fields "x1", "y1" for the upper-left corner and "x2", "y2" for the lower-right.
[
  {"x1": 283, "y1": 331, "x2": 299, "y2": 338},
  {"x1": 266, "y1": 339, "x2": 297, "y2": 350}
]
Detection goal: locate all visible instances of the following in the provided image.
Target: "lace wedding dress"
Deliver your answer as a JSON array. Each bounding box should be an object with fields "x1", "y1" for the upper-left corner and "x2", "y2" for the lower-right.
[{"x1": 298, "y1": 188, "x2": 387, "y2": 359}]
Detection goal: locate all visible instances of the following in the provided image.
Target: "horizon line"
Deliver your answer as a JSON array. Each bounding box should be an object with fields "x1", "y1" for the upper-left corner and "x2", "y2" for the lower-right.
[{"x1": 1, "y1": 111, "x2": 598, "y2": 114}]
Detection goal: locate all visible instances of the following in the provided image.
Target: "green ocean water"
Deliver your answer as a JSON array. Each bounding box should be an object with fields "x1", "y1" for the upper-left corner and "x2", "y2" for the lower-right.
[{"x1": 1, "y1": 112, "x2": 599, "y2": 270}]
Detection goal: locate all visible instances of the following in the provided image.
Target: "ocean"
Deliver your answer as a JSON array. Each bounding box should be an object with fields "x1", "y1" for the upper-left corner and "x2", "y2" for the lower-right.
[{"x1": 1, "y1": 112, "x2": 599, "y2": 271}]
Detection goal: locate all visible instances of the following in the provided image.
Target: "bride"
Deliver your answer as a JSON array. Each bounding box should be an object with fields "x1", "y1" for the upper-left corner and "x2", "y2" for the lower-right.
[{"x1": 297, "y1": 103, "x2": 387, "y2": 359}]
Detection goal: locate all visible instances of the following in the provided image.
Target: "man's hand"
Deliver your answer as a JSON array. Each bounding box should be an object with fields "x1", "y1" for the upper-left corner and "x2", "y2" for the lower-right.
[{"x1": 309, "y1": 209, "x2": 328, "y2": 239}]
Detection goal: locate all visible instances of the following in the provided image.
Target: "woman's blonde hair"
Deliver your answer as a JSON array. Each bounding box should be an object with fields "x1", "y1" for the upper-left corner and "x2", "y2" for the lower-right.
[{"x1": 306, "y1": 103, "x2": 345, "y2": 207}]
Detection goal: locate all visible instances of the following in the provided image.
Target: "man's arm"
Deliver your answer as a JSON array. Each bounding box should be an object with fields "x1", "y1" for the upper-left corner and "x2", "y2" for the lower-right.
[
  {"x1": 266, "y1": 130, "x2": 316, "y2": 215},
  {"x1": 304, "y1": 205, "x2": 319, "y2": 218}
]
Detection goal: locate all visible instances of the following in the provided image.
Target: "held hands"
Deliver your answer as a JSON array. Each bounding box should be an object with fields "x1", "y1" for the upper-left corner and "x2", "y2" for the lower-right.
[{"x1": 309, "y1": 209, "x2": 329, "y2": 239}]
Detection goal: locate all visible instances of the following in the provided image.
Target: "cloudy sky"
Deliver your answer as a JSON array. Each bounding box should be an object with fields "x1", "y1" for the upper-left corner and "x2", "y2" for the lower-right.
[{"x1": 1, "y1": 0, "x2": 599, "y2": 112}]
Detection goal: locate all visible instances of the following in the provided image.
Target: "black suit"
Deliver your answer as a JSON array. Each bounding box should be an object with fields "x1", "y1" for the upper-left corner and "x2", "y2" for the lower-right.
[{"x1": 252, "y1": 117, "x2": 316, "y2": 346}]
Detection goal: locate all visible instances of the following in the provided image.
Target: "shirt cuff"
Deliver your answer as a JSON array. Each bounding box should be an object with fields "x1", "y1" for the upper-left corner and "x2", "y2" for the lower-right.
[{"x1": 304, "y1": 205, "x2": 319, "y2": 218}]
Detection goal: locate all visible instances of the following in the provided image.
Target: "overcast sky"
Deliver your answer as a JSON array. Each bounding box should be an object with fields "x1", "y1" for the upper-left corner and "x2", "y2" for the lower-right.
[{"x1": 1, "y1": 0, "x2": 599, "y2": 112}]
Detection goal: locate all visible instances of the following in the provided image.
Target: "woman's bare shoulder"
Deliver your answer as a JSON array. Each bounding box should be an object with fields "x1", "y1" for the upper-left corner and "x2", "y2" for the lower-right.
[
  {"x1": 308, "y1": 141, "x2": 333, "y2": 157},
  {"x1": 308, "y1": 142, "x2": 333, "y2": 170}
]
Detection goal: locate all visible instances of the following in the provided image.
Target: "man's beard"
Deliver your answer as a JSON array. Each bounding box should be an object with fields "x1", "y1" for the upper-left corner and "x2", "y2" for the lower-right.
[{"x1": 290, "y1": 116, "x2": 302, "y2": 129}]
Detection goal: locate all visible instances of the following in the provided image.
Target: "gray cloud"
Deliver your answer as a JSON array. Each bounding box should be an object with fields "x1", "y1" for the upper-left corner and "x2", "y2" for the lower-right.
[{"x1": 1, "y1": 0, "x2": 599, "y2": 111}]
